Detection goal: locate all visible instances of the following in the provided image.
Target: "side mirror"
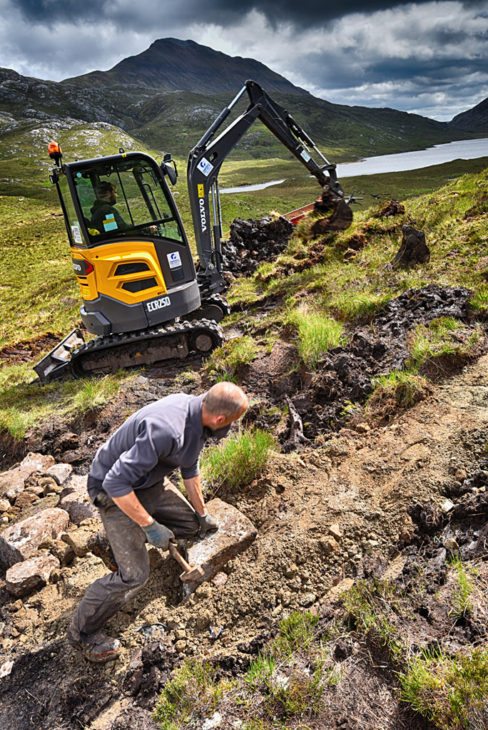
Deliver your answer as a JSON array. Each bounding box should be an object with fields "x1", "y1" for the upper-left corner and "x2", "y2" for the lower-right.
[{"x1": 161, "y1": 154, "x2": 178, "y2": 185}]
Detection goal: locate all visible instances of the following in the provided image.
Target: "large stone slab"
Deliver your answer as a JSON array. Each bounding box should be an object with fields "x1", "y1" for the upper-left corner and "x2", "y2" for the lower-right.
[
  {"x1": 0, "y1": 507, "x2": 69, "y2": 568},
  {"x1": 5, "y1": 554, "x2": 60, "y2": 597},
  {"x1": 0, "y1": 453, "x2": 55, "y2": 500},
  {"x1": 183, "y1": 498, "x2": 257, "y2": 594}
]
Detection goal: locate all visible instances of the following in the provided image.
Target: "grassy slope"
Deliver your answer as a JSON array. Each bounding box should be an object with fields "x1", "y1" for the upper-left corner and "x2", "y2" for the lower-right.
[{"x1": 0, "y1": 115, "x2": 486, "y2": 437}]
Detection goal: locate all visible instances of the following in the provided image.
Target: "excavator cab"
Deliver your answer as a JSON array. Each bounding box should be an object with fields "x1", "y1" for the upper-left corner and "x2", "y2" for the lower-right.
[{"x1": 50, "y1": 151, "x2": 201, "y2": 338}]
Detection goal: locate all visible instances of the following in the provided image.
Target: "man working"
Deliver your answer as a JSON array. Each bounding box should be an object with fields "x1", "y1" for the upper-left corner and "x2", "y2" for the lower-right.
[
  {"x1": 68, "y1": 382, "x2": 249, "y2": 663},
  {"x1": 90, "y1": 181, "x2": 129, "y2": 234}
]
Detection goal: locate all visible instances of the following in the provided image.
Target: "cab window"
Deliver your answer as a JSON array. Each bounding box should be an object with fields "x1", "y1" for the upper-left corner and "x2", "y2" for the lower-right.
[{"x1": 72, "y1": 158, "x2": 184, "y2": 244}]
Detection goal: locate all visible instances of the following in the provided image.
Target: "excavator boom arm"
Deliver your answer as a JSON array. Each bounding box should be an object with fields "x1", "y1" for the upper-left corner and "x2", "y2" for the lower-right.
[{"x1": 187, "y1": 80, "x2": 349, "y2": 294}]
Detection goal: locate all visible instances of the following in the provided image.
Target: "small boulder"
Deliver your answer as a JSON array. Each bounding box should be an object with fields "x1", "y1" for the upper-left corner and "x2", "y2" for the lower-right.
[
  {"x1": 0, "y1": 507, "x2": 69, "y2": 568},
  {"x1": 0, "y1": 452, "x2": 55, "y2": 500},
  {"x1": 5, "y1": 554, "x2": 60, "y2": 597},
  {"x1": 46, "y1": 463, "x2": 73, "y2": 485}
]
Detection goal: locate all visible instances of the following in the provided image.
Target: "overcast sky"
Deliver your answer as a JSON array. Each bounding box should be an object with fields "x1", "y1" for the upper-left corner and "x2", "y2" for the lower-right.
[{"x1": 0, "y1": 0, "x2": 486, "y2": 120}]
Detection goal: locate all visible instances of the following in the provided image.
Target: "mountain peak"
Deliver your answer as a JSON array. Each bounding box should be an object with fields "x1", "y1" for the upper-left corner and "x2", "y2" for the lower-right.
[{"x1": 68, "y1": 37, "x2": 306, "y2": 96}]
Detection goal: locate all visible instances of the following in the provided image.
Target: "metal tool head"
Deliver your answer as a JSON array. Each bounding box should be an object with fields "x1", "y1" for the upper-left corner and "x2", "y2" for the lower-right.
[{"x1": 180, "y1": 565, "x2": 205, "y2": 583}]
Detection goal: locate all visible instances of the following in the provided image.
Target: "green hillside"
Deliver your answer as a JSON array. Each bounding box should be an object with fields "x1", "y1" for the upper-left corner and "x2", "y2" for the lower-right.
[{"x1": 0, "y1": 113, "x2": 486, "y2": 440}]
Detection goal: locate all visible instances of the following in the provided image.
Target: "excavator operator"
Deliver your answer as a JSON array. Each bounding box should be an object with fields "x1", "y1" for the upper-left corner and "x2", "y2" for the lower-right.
[{"x1": 90, "y1": 181, "x2": 129, "y2": 235}]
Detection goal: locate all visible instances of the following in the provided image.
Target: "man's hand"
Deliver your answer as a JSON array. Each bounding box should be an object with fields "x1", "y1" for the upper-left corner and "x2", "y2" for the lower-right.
[
  {"x1": 197, "y1": 512, "x2": 219, "y2": 538},
  {"x1": 142, "y1": 520, "x2": 175, "y2": 550}
]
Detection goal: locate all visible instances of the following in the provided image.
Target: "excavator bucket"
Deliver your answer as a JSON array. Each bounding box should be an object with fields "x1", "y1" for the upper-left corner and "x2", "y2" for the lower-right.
[
  {"x1": 313, "y1": 187, "x2": 353, "y2": 232},
  {"x1": 285, "y1": 188, "x2": 353, "y2": 233}
]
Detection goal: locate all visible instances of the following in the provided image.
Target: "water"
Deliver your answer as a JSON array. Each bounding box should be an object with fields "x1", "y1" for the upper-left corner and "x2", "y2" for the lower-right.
[
  {"x1": 220, "y1": 138, "x2": 488, "y2": 193},
  {"x1": 337, "y1": 138, "x2": 488, "y2": 178},
  {"x1": 220, "y1": 178, "x2": 286, "y2": 194}
]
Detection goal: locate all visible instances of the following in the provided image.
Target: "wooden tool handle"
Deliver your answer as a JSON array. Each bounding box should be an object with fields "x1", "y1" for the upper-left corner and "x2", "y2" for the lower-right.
[{"x1": 169, "y1": 541, "x2": 192, "y2": 573}]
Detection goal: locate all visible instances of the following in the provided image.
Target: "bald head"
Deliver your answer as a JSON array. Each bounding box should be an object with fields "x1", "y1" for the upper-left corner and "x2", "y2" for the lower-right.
[{"x1": 203, "y1": 382, "x2": 249, "y2": 421}]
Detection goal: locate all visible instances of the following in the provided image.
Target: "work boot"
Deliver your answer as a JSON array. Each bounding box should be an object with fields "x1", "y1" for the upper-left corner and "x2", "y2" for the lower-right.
[{"x1": 67, "y1": 623, "x2": 121, "y2": 663}]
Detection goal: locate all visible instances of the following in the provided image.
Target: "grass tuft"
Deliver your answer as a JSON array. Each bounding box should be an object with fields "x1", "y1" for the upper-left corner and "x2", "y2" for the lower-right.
[
  {"x1": 287, "y1": 308, "x2": 344, "y2": 368},
  {"x1": 399, "y1": 647, "x2": 488, "y2": 730},
  {"x1": 153, "y1": 660, "x2": 235, "y2": 730},
  {"x1": 206, "y1": 336, "x2": 260, "y2": 381},
  {"x1": 449, "y1": 556, "x2": 474, "y2": 619},
  {"x1": 201, "y1": 426, "x2": 275, "y2": 490}
]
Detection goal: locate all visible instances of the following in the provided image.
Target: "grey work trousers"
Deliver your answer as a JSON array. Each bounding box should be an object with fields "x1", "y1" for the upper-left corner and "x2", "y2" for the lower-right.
[{"x1": 70, "y1": 479, "x2": 199, "y2": 639}]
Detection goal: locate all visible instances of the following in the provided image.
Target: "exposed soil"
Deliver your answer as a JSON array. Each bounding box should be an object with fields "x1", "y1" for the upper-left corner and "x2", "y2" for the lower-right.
[
  {"x1": 0, "y1": 334, "x2": 62, "y2": 364},
  {"x1": 1, "y1": 351, "x2": 487, "y2": 729}
]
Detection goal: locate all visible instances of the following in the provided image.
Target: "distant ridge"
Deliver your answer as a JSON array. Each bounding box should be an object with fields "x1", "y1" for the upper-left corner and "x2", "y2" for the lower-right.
[
  {"x1": 0, "y1": 38, "x2": 483, "y2": 159},
  {"x1": 449, "y1": 98, "x2": 488, "y2": 133}
]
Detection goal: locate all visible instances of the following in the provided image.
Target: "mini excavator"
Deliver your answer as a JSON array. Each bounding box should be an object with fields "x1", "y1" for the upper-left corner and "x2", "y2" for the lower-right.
[{"x1": 35, "y1": 80, "x2": 353, "y2": 381}]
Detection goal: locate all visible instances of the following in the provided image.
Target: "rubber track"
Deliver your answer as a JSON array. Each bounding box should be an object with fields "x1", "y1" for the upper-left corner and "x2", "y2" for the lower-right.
[{"x1": 70, "y1": 318, "x2": 223, "y2": 375}]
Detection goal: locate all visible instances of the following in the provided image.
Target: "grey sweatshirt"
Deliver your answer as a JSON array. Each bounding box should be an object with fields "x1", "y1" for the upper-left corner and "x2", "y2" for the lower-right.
[{"x1": 89, "y1": 393, "x2": 208, "y2": 498}]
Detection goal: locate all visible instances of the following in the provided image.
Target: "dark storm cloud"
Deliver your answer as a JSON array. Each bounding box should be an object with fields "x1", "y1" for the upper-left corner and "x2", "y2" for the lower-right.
[{"x1": 14, "y1": 0, "x2": 484, "y2": 28}]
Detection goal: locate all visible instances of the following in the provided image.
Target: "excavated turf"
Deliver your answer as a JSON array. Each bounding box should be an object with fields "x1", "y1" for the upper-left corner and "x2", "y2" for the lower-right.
[{"x1": 221, "y1": 215, "x2": 293, "y2": 276}]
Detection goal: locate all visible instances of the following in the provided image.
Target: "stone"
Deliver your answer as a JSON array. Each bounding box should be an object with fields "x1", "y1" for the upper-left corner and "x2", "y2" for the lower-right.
[
  {"x1": 59, "y1": 474, "x2": 97, "y2": 525},
  {"x1": 61, "y1": 522, "x2": 101, "y2": 557},
  {"x1": 211, "y1": 572, "x2": 228, "y2": 588},
  {"x1": 46, "y1": 463, "x2": 73, "y2": 485},
  {"x1": 441, "y1": 498, "x2": 455, "y2": 513},
  {"x1": 0, "y1": 453, "x2": 55, "y2": 500},
  {"x1": 182, "y1": 499, "x2": 257, "y2": 594},
  {"x1": 326, "y1": 578, "x2": 354, "y2": 602},
  {"x1": 174, "y1": 640, "x2": 187, "y2": 651},
  {"x1": 299, "y1": 592, "x2": 317, "y2": 607},
  {"x1": 61, "y1": 493, "x2": 96, "y2": 525},
  {"x1": 0, "y1": 508, "x2": 70, "y2": 568},
  {"x1": 0, "y1": 498, "x2": 10, "y2": 512},
  {"x1": 328, "y1": 523, "x2": 342, "y2": 541},
  {"x1": 319, "y1": 536, "x2": 339, "y2": 555},
  {"x1": 14, "y1": 491, "x2": 39, "y2": 510},
  {"x1": 6, "y1": 554, "x2": 60, "y2": 597}
]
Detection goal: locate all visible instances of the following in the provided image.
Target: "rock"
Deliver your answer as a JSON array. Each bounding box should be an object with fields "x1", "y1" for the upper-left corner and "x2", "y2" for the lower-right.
[
  {"x1": 328, "y1": 523, "x2": 342, "y2": 541},
  {"x1": 319, "y1": 536, "x2": 339, "y2": 555},
  {"x1": 326, "y1": 578, "x2": 354, "y2": 602},
  {"x1": 211, "y1": 572, "x2": 228, "y2": 588},
  {"x1": 299, "y1": 592, "x2": 317, "y2": 607},
  {"x1": 0, "y1": 508, "x2": 70, "y2": 568},
  {"x1": 183, "y1": 499, "x2": 257, "y2": 594},
  {"x1": 14, "y1": 491, "x2": 38, "y2": 510},
  {"x1": 46, "y1": 463, "x2": 73, "y2": 485},
  {"x1": 174, "y1": 640, "x2": 187, "y2": 651},
  {"x1": 0, "y1": 498, "x2": 11, "y2": 512},
  {"x1": 61, "y1": 522, "x2": 100, "y2": 557},
  {"x1": 441, "y1": 498, "x2": 455, "y2": 513},
  {"x1": 5, "y1": 554, "x2": 60, "y2": 597},
  {"x1": 61, "y1": 492, "x2": 96, "y2": 525},
  {"x1": 0, "y1": 452, "x2": 55, "y2": 500},
  {"x1": 59, "y1": 474, "x2": 97, "y2": 525}
]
